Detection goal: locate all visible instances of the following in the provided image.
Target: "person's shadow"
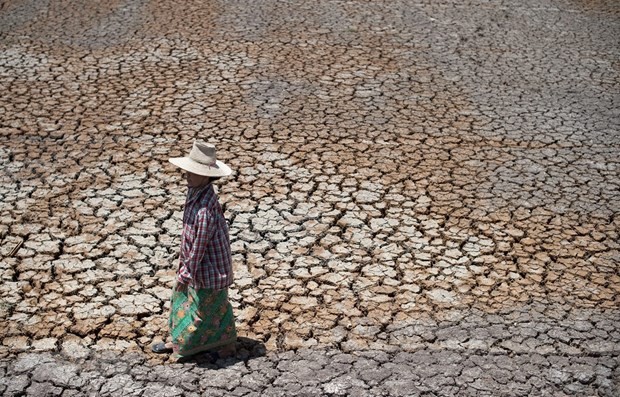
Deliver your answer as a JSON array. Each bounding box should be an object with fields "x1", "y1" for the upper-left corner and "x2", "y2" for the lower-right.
[{"x1": 176, "y1": 337, "x2": 267, "y2": 368}]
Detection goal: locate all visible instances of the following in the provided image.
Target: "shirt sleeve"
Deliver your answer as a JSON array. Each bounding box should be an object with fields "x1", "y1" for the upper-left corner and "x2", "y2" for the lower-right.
[{"x1": 177, "y1": 209, "x2": 212, "y2": 285}]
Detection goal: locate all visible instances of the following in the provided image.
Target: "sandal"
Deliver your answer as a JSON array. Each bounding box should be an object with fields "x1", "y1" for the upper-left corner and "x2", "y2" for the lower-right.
[{"x1": 151, "y1": 342, "x2": 173, "y2": 354}]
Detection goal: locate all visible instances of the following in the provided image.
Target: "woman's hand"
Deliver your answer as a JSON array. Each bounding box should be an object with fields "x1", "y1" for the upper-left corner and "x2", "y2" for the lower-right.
[{"x1": 175, "y1": 282, "x2": 189, "y2": 292}]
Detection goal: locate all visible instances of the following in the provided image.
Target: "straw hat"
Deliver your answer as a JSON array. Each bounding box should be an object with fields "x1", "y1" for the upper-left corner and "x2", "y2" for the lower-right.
[{"x1": 168, "y1": 141, "x2": 232, "y2": 177}]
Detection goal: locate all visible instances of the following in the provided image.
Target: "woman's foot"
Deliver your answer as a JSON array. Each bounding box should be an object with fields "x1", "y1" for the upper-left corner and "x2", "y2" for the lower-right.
[{"x1": 151, "y1": 342, "x2": 174, "y2": 354}]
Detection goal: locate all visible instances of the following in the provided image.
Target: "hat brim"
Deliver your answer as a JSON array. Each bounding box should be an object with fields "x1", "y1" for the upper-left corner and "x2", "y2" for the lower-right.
[{"x1": 168, "y1": 157, "x2": 232, "y2": 177}]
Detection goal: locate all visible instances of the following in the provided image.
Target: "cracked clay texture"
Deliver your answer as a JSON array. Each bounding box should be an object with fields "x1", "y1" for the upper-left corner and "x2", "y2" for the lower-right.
[{"x1": 0, "y1": 0, "x2": 619, "y2": 396}]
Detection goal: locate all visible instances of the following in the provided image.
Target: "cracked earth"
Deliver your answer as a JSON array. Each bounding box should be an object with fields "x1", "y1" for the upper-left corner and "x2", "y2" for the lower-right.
[{"x1": 0, "y1": 0, "x2": 619, "y2": 396}]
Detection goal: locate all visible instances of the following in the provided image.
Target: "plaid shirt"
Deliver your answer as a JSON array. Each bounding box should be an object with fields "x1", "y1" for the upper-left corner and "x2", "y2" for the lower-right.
[{"x1": 177, "y1": 183, "x2": 233, "y2": 290}]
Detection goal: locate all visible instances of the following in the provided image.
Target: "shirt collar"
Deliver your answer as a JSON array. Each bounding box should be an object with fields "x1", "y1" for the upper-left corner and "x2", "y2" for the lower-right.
[{"x1": 186, "y1": 183, "x2": 213, "y2": 205}]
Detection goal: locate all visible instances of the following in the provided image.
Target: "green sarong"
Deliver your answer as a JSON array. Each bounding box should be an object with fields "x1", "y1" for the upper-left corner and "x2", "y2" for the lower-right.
[{"x1": 168, "y1": 284, "x2": 237, "y2": 358}]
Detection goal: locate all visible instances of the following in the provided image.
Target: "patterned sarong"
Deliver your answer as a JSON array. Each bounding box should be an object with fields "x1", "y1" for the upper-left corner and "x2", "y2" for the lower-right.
[{"x1": 168, "y1": 284, "x2": 237, "y2": 358}]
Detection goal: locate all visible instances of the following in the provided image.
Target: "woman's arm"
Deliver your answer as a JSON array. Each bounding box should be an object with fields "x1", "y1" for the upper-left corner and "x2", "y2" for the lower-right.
[{"x1": 177, "y1": 209, "x2": 212, "y2": 287}]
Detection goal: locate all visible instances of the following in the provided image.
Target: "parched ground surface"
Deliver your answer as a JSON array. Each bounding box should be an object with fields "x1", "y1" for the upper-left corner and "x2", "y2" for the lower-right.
[{"x1": 0, "y1": 0, "x2": 619, "y2": 396}]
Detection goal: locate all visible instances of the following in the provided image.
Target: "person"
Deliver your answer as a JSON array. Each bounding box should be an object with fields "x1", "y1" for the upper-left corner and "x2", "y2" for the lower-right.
[{"x1": 151, "y1": 140, "x2": 236, "y2": 360}]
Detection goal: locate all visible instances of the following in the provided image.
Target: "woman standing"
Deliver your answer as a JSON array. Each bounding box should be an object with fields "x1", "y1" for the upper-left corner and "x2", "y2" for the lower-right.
[{"x1": 152, "y1": 140, "x2": 236, "y2": 360}]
